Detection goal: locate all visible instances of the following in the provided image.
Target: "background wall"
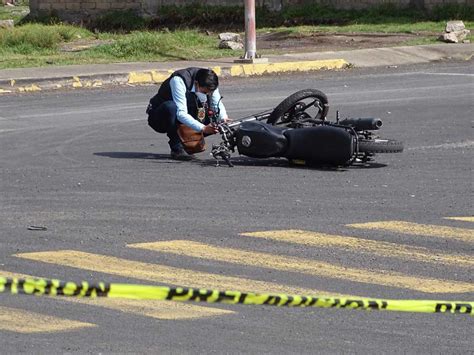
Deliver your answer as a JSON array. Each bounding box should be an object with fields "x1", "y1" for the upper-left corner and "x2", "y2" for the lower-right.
[{"x1": 28, "y1": 0, "x2": 470, "y2": 21}]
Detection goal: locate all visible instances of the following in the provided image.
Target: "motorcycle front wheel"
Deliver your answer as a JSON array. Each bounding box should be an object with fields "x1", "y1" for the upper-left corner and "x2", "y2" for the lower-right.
[
  {"x1": 358, "y1": 139, "x2": 404, "y2": 153},
  {"x1": 267, "y1": 89, "x2": 329, "y2": 126}
]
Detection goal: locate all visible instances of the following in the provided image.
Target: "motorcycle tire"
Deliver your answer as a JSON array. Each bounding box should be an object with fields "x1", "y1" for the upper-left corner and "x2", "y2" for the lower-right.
[
  {"x1": 358, "y1": 139, "x2": 404, "y2": 153},
  {"x1": 267, "y1": 89, "x2": 329, "y2": 125}
]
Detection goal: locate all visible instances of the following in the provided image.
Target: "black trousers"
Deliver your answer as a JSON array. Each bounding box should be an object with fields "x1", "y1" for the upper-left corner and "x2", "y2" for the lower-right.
[
  {"x1": 147, "y1": 92, "x2": 205, "y2": 151},
  {"x1": 147, "y1": 100, "x2": 182, "y2": 151}
]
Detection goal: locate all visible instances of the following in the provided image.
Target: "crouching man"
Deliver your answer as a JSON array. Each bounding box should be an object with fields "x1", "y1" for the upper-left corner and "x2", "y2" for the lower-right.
[{"x1": 146, "y1": 67, "x2": 229, "y2": 160}]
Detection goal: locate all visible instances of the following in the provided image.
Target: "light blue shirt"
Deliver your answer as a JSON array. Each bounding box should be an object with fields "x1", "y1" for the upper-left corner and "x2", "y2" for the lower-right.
[{"x1": 170, "y1": 76, "x2": 228, "y2": 132}]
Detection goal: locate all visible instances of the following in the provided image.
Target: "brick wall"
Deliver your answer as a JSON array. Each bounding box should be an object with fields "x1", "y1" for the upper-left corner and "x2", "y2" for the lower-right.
[
  {"x1": 29, "y1": 0, "x2": 143, "y2": 21},
  {"x1": 278, "y1": 0, "x2": 468, "y2": 9},
  {"x1": 29, "y1": 0, "x2": 470, "y2": 21}
]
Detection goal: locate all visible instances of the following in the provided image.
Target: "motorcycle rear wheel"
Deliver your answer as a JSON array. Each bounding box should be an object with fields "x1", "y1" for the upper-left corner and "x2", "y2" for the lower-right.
[
  {"x1": 358, "y1": 139, "x2": 404, "y2": 153},
  {"x1": 267, "y1": 89, "x2": 329, "y2": 125}
]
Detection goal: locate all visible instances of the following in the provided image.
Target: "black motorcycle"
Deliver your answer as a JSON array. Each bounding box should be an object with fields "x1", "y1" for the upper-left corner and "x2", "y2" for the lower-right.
[{"x1": 210, "y1": 89, "x2": 403, "y2": 167}]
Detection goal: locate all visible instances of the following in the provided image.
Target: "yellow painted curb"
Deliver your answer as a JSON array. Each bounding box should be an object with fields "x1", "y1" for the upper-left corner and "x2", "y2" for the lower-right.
[
  {"x1": 18, "y1": 84, "x2": 41, "y2": 92},
  {"x1": 150, "y1": 70, "x2": 173, "y2": 83},
  {"x1": 126, "y1": 60, "x2": 347, "y2": 85},
  {"x1": 129, "y1": 69, "x2": 173, "y2": 84},
  {"x1": 211, "y1": 66, "x2": 222, "y2": 76},
  {"x1": 72, "y1": 76, "x2": 83, "y2": 88},
  {"x1": 229, "y1": 59, "x2": 348, "y2": 76},
  {"x1": 128, "y1": 71, "x2": 153, "y2": 84}
]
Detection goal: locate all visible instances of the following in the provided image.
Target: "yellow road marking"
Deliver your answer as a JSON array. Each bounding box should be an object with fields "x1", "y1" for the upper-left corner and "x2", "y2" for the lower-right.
[
  {"x1": 68, "y1": 298, "x2": 232, "y2": 320},
  {"x1": 1, "y1": 270, "x2": 233, "y2": 320},
  {"x1": 240, "y1": 230, "x2": 473, "y2": 268},
  {"x1": 0, "y1": 306, "x2": 95, "y2": 334},
  {"x1": 14, "y1": 251, "x2": 346, "y2": 297},
  {"x1": 347, "y1": 221, "x2": 474, "y2": 243},
  {"x1": 444, "y1": 217, "x2": 474, "y2": 223},
  {"x1": 129, "y1": 241, "x2": 474, "y2": 294}
]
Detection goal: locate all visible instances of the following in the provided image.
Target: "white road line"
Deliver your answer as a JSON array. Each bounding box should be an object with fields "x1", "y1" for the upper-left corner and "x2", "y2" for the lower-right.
[
  {"x1": 421, "y1": 72, "x2": 474, "y2": 77},
  {"x1": 17, "y1": 104, "x2": 143, "y2": 119},
  {"x1": 408, "y1": 141, "x2": 474, "y2": 150},
  {"x1": 444, "y1": 217, "x2": 474, "y2": 223}
]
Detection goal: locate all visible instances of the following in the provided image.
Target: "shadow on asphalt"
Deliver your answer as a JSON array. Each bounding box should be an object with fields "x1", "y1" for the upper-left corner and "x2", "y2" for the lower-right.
[
  {"x1": 94, "y1": 151, "x2": 387, "y2": 170},
  {"x1": 199, "y1": 157, "x2": 387, "y2": 170},
  {"x1": 94, "y1": 151, "x2": 168, "y2": 159}
]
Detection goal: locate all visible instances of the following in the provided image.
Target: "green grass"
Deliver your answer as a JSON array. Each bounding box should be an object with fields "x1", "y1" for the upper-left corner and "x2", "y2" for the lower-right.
[
  {"x1": 0, "y1": 28, "x2": 235, "y2": 68},
  {"x1": 261, "y1": 21, "x2": 473, "y2": 35},
  {"x1": 88, "y1": 30, "x2": 234, "y2": 61},
  {"x1": 400, "y1": 37, "x2": 439, "y2": 46},
  {"x1": 0, "y1": 5, "x2": 29, "y2": 22},
  {"x1": 0, "y1": 23, "x2": 93, "y2": 51},
  {"x1": 279, "y1": 3, "x2": 474, "y2": 24}
]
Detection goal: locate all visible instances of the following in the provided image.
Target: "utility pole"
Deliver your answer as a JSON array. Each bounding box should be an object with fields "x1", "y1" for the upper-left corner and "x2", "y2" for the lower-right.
[{"x1": 235, "y1": 0, "x2": 268, "y2": 63}]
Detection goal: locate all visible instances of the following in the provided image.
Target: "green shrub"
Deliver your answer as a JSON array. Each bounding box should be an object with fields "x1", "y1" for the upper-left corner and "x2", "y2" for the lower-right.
[
  {"x1": 0, "y1": 23, "x2": 94, "y2": 55},
  {"x1": 144, "y1": 3, "x2": 474, "y2": 29},
  {"x1": 151, "y1": 5, "x2": 244, "y2": 29},
  {"x1": 91, "y1": 31, "x2": 161, "y2": 58},
  {"x1": 54, "y1": 24, "x2": 93, "y2": 41},
  {"x1": 278, "y1": 4, "x2": 349, "y2": 25},
  {"x1": 91, "y1": 10, "x2": 148, "y2": 32},
  {"x1": 0, "y1": 24, "x2": 61, "y2": 50},
  {"x1": 19, "y1": 10, "x2": 62, "y2": 26},
  {"x1": 431, "y1": 4, "x2": 474, "y2": 21}
]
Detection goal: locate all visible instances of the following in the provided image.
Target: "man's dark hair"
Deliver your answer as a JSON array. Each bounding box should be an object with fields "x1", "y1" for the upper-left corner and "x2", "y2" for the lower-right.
[{"x1": 195, "y1": 69, "x2": 219, "y2": 91}]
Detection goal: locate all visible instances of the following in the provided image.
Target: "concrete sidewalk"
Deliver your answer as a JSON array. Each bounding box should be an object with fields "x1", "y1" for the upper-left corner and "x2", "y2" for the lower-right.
[{"x1": 0, "y1": 43, "x2": 472, "y2": 94}]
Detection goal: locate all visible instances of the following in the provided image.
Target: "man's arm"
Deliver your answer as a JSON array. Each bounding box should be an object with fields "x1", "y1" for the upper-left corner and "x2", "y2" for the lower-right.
[
  {"x1": 210, "y1": 88, "x2": 228, "y2": 121},
  {"x1": 170, "y1": 76, "x2": 205, "y2": 132}
]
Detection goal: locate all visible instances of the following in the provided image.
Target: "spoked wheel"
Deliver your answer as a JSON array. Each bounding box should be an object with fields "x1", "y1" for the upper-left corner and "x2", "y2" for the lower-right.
[
  {"x1": 267, "y1": 89, "x2": 329, "y2": 126},
  {"x1": 358, "y1": 138, "x2": 404, "y2": 153}
]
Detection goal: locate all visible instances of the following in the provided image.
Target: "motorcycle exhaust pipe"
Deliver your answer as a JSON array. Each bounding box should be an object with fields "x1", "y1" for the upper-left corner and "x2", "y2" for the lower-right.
[{"x1": 339, "y1": 118, "x2": 383, "y2": 131}]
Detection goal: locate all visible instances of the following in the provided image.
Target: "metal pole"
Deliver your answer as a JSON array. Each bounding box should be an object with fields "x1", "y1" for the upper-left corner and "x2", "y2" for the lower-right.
[
  {"x1": 243, "y1": 0, "x2": 256, "y2": 59},
  {"x1": 235, "y1": 0, "x2": 267, "y2": 63}
]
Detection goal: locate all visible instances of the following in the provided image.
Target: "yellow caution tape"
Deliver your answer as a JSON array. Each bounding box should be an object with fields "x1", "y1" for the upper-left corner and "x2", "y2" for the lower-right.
[{"x1": 0, "y1": 277, "x2": 472, "y2": 315}]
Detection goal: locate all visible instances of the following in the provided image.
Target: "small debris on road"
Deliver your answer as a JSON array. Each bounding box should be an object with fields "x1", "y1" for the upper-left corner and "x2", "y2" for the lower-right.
[{"x1": 27, "y1": 226, "x2": 47, "y2": 231}]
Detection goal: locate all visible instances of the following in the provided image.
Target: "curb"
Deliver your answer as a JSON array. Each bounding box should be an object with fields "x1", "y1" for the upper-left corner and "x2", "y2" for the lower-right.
[{"x1": 0, "y1": 59, "x2": 348, "y2": 94}]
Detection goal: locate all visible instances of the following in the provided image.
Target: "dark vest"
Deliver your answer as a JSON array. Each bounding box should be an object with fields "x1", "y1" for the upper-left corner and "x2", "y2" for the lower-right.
[
  {"x1": 150, "y1": 67, "x2": 201, "y2": 106},
  {"x1": 149, "y1": 67, "x2": 212, "y2": 123}
]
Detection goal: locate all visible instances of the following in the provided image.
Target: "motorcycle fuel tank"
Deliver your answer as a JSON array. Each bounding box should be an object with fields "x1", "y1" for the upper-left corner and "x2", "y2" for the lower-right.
[{"x1": 236, "y1": 121, "x2": 288, "y2": 158}]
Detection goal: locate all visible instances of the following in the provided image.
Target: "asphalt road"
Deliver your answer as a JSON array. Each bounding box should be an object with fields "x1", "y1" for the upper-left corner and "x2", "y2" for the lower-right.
[{"x1": 0, "y1": 60, "x2": 473, "y2": 353}]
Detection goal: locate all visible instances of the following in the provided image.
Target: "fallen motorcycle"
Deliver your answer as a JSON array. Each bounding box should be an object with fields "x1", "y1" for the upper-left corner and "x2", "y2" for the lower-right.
[{"x1": 210, "y1": 89, "x2": 403, "y2": 167}]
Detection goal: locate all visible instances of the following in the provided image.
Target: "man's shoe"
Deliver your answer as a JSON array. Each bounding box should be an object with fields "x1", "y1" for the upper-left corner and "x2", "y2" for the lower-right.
[{"x1": 170, "y1": 149, "x2": 195, "y2": 161}]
